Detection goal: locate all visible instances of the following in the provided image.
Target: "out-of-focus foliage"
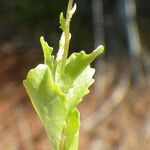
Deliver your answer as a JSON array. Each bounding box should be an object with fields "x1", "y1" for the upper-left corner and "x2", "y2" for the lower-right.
[
  {"x1": 0, "y1": 0, "x2": 149, "y2": 57},
  {"x1": 14, "y1": 0, "x2": 66, "y2": 20}
]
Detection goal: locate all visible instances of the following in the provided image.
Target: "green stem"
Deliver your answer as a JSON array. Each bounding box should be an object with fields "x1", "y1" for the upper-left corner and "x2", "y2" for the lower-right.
[
  {"x1": 61, "y1": 0, "x2": 74, "y2": 75},
  {"x1": 59, "y1": 134, "x2": 65, "y2": 150}
]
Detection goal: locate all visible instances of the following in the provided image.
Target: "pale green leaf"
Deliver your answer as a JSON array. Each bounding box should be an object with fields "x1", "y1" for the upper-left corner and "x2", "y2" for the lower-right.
[
  {"x1": 68, "y1": 3, "x2": 77, "y2": 19},
  {"x1": 23, "y1": 64, "x2": 68, "y2": 150},
  {"x1": 40, "y1": 36, "x2": 54, "y2": 73},
  {"x1": 59, "y1": 45, "x2": 104, "y2": 93},
  {"x1": 59, "y1": 12, "x2": 66, "y2": 31},
  {"x1": 67, "y1": 66, "x2": 95, "y2": 110}
]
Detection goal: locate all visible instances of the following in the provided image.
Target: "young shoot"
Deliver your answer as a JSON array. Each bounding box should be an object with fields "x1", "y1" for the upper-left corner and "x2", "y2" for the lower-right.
[{"x1": 23, "y1": 0, "x2": 104, "y2": 150}]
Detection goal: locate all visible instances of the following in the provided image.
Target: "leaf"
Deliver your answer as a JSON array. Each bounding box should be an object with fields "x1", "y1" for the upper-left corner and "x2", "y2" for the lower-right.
[
  {"x1": 67, "y1": 66, "x2": 95, "y2": 110},
  {"x1": 64, "y1": 108, "x2": 80, "y2": 150},
  {"x1": 40, "y1": 36, "x2": 54, "y2": 73},
  {"x1": 58, "y1": 45, "x2": 104, "y2": 93},
  {"x1": 54, "y1": 32, "x2": 65, "y2": 82},
  {"x1": 59, "y1": 12, "x2": 66, "y2": 31},
  {"x1": 23, "y1": 64, "x2": 68, "y2": 150},
  {"x1": 68, "y1": 3, "x2": 77, "y2": 19}
]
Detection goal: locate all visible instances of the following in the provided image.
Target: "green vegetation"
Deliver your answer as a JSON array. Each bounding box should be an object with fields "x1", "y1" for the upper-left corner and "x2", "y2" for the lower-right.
[{"x1": 23, "y1": 0, "x2": 104, "y2": 149}]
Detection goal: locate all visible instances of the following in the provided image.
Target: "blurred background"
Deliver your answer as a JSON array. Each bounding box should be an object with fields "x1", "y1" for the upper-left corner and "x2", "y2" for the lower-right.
[{"x1": 0, "y1": 0, "x2": 150, "y2": 149}]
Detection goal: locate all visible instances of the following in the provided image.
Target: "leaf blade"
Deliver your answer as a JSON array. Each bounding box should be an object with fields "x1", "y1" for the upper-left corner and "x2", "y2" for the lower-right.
[
  {"x1": 40, "y1": 36, "x2": 54, "y2": 73},
  {"x1": 59, "y1": 45, "x2": 104, "y2": 93},
  {"x1": 67, "y1": 66, "x2": 95, "y2": 110},
  {"x1": 23, "y1": 64, "x2": 68, "y2": 150}
]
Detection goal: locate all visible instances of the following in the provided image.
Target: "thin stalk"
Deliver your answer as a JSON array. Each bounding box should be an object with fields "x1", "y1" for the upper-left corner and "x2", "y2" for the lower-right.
[
  {"x1": 59, "y1": 134, "x2": 65, "y2": 150},
  {"x1": 61, "y1": 0, "x2": 74, "y2": 75}
]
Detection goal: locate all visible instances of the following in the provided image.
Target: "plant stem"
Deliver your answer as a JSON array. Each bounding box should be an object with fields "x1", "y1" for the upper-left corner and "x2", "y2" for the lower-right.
[
  {"x1": 61, "y1": 0, "x2": 74, "y2": 75},
  {"x1": 59, "y1": 135, "x2": 65, "y2": 150}
]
